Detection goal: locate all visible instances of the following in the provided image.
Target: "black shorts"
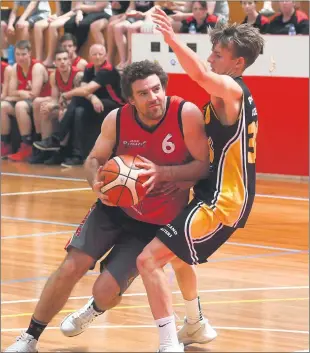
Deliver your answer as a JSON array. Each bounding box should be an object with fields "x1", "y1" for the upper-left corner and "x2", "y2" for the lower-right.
[
  {"x1": 156, "y1": 197, "x2": 237, "y2": 265},
  {"x1": 4, "y1": 99, "x2": 33, "y2": 115},
  {"x1": 65, "y1": 200, "x2": 160, "y2": 293}
]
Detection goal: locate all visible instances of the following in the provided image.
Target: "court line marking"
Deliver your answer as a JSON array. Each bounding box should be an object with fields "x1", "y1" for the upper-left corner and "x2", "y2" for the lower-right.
[
  {"x1": 1, "y1": 325, "x2": 308, "y2": 335},
  {"x1": 1, "y1": 187, "x2": 91, "y2": 196},
  {"x1": 1, "y1": 216, "x2": 78, "y2": 227},
  {"x1": 1, "y1": 297, "x2": 308, "y2": 318},
  {"x1": 1, "y1": 231, "x2": 73, "y2": 240},
  {"x1": 1, "y1": 215, "x2": 306, "y2": 253},
  {"x1": 1, "y1": 285, "x2": 308, "y2": 304},
  {"x1": 2, "y1": 172, "x2": 308, "y2": 202},
  {"x1": 1, "y1": 248, "x2": 307, "y2": 285}
]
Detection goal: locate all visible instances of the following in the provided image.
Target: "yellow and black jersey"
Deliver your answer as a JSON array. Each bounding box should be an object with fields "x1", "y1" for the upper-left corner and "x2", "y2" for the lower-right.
[{"x1": 194, "y1": 76, "x2": 258, "y2": 228}]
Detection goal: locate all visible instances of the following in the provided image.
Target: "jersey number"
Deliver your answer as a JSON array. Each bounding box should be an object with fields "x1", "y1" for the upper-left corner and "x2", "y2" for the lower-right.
[
  {"x1": 162, "y1": 134, "x2": 175, "y2": 154},
  {"x1": 248, "y1": 121, "x2": 258, "y2": 164}
]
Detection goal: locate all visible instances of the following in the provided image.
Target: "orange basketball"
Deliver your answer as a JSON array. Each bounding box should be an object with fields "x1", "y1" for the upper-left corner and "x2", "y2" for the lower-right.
[{"x1": 98, "y1": 155, "x2": 149, "y2": 207}]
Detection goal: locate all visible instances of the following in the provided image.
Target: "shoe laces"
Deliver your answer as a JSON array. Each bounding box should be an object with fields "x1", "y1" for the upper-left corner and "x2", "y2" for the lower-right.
[
  {"x1": 16, "y1": 332, "x2": 35, "y2": 343},
  {"x1": 71, "y1": 304, "x2": 100, "y2": 329}
]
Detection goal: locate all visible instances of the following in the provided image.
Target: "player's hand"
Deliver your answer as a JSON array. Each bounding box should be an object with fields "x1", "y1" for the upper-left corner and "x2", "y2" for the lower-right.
[
  {"x1": 7, "y1": 25, "x2": 15, "y2": 35},
  {"x1": 91, "y1": 95, "x2": 104, "y2": 113},
  {"x1": 151, "y1": 6, "x2": 176, "y2": 42},
  {"x1": 75, "y1": 12, "x2": 83, "y2": 25},
  {"x1": 18, "y1": 90, "x2": 34, "y2": 100},
  {"x1": 47, "y1": 14, "x2": 57, "y2": 23},
  {"x1": 93, "y1": 166, "x2": 116, "y2": 206},
  {"x1": 59, "y1": 94, "x2": 68, "y2": 109},
  {"x1": 135, "y1": 155, "x2": 162, "y2": 194},
  {"x1": 16, "y1": 19, "x2": 27, "y2": 29}
]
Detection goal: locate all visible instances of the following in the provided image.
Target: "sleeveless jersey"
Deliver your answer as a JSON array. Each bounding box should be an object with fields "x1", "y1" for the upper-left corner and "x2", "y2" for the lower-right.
[
  {"x1": 1, "y1": 61, "x2": 8, "y2": 85},
  {"x1": 72, "y1": 56, "x2": 82, "y2": 69},
  {"x1": 55, "y1": 66, "x2": 79, "y2": 93},
  {"x1": 115, "y1": 96, "x2": 191, "y2": 225},
  {"x1": 17, "y1": 58, "x2": 37, "y2": 90},
  {"x1": 194, "y1": 77, "x2": 257, "y2": 228}
]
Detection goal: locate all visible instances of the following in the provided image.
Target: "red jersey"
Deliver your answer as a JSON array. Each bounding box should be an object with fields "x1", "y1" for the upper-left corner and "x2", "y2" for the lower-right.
[
  {"x1": 72, "y1": 56, "x2": 83, "y2": 70},
  {"x1": 55, "y1": 66, "x2": 79, "y2": 93},
  {"x1": 17, "y1": 58, "x2": 38, "y2": 90},
  {"x1": 1, "y1": 61, "x2": 8, "y2": 85},
  {"x1": 115, "y1": 96, "x2": 191, "y2": 225}
]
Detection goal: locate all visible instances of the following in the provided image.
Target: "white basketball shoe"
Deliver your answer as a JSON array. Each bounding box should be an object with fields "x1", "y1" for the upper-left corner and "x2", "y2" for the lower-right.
[
  {"x1": 5, "y1": 332, "x2": 38, "y2": 352},
  {"x1": 60, "y1": 297, "x2": 103, "y2": 337},
  {"x1": 177, "y1": 317, "x2": 217, "y2": 346}
]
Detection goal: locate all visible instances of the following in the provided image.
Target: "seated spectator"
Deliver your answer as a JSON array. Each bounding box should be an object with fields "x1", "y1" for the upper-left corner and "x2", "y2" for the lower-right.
[
  {"x1": 1, "y1": 0, "x2": 51, "y2": 50},
  {"x1": 89, "y1": 1, "x2": 133, "y2": 65},
  {"x1": 1, "y1": 61, "x2": 13, "y2": 100},
  {"x1": 113, "y1": 1, "x2": 155, "y2": 71},
  {"x1": 33, "y1": 44, "x2": 125, "y2": 167},
  {"x1": 241, "y1": 1, "x2": 270, "y2": 34},
  {"x1": 59, "y1": 34, "x2": 88, "y2": 72},
  {"x1": 31, "y1": 48, "x2": 83, "y2": 164},
  {"x1": 64, "y1": 1, "x2": 112, "y2": 52},
  {"x1": 34, "y1": 1, "x2": 73, "y2": 62},
  {"x1": 180, "y1": 1, "x2": 217, "y2": 33},
  {"x1": 1, "y1": 40, "x2": 49, "y2": 161},
  {"x1": 267, "y1": 1, "x2": 309, "y2": 35}
]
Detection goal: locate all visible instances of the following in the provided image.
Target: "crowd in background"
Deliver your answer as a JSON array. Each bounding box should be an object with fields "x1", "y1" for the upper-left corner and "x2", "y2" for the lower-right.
[{"x1": 0, "y1": 1, "x2": 309, "y2": 167}]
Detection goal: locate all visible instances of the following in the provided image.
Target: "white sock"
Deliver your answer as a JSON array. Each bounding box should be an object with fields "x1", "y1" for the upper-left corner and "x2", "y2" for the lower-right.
[
  {"x1": 156, "y1": 315, "x2": 179, "y2": 348},
  {"x1": 184, "y1": 297, "x2": 203, "y2": 324}
]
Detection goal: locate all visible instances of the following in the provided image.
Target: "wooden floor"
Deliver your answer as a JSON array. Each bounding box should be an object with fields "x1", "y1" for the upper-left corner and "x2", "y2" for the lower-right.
[{"x1": 1, "y1": 161, "x2": 309, "y2": 352}]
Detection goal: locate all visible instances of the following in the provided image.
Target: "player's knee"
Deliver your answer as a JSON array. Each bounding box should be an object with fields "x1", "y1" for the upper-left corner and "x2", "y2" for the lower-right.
[
  {"x1": 58, "y1": 251, "x2": 91, "y2": 282},
  {"x1": 136, "y1": 249, "x2": 155, "y2": 275},
  {"x1": 92, "y1": 271, "x2": 122, "y2": 310},
  {"x1": 1, "y1": 21, "x2": 8, "y2": 31},
  {"x1": 15, "y1": 101, "x2": 29, "y2": 114},
  {"x1": 1, "y1": 102, "x2": 12, "y2": 113}
]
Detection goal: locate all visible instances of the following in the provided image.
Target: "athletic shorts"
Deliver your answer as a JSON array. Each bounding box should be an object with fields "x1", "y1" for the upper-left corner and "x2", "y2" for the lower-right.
[
  {"x1": 156, "y1": 197, "x2": 237, "y2": 265},
  {"x1": 65, "y1": 200, "x2": 160, "y2": 293},
  {"x1": 4, "y1": 99, "x2": 33, "y2": 114}
]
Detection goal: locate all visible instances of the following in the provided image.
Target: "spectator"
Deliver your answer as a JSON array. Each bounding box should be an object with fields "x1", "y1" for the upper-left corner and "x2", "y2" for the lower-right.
[
  {"x1": 180, "y1": 1, "x2": 217, "y2": 33},
  {"x1": 241, "y1": 1, "x2": 270, "y2": 34},
  {"x1": 64, "y1": 1, "x2": 112, "y2": 52},
  {"x1": 33, "y1": 44, "x2": 125, "y2": 166},
  {"x1": 59, "y1": 34, "x2": 88, "y2": 72},
  {"x1": 34, "y1": 1, "x2": 74, "y2": 63},
  {"x1": 113, "y1": 1, "x2": 155, "y2": 71},
  {"x1": 1, "y1": 40, "x2": 49, "y2": 161},
  {"x1": 1, "y1": 0, "x2": 51, "y2": 48},
  {"x1": 206, "y1": 1, "x2": 229, "y2": 23},
  {"x1": 267, "y1": 1, "x2": 309, "y2": 35},
  {"x1": 89, "y1": 1, "x2": 133, "y2": 65},
  {"x1": 31, "y1": 48, "x2": 83, "y2": 164},
  {"x1": 1, "y1": 61, "x2": 13, "y2": 100}
]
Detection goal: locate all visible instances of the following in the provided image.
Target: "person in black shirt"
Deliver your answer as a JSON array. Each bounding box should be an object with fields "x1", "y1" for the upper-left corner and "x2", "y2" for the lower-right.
[
  {"x1": 33, "y1": 44, "x2": 124, "y2": 165},
  {"x1": 241, "y1": 1, "x2": 270, "y2": 34},
  {"x1": 267, "y1": 1, "x2": 309, "y2": 35},
  {"x1": 180, "y1": 1, "x2": 217, "y2": 34}
]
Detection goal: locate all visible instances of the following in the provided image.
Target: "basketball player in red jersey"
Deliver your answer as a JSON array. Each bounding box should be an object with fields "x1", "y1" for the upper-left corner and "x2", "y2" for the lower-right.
[
  {"x1": 132, "y1": 8, "x2": 264, "y2": 352},
  {"x1": 5, "y1": 60, "x2": 213, "y2": 353},
  {"x1": 0, "y1": 60, "x2": 12, "y2": 100},
  {"x1": 30, "y1": 48, "x2": 84, "y2": 164},
  {"x1": 59, "y1": 33, "x2": 88, "y2": 72},
  {"x1": 0, "y1": 40, "x2": 50, "y2": 161}
]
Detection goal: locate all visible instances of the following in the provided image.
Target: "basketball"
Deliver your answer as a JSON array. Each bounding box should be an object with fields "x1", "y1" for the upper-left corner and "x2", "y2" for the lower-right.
[{"x1": 98, "y1": 155, "x2": 148, "y2": 207}]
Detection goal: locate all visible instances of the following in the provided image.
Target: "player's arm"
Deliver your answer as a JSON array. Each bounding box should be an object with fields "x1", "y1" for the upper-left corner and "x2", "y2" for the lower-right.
[
  {"x1": 31, "y1": 63, "x2": 46, "y2": 98},
  {"x1": 50, "y1": 72, "x2": 60, "y2": 103},
  {"x1": 76, "y1": 59, "x2": 88, "y2": 72},
  {"x1": 73, "y1": 71, "x2": 84, "y2": 88},
  {"x1": 137, "y1": 102, "x2": 209, "y2": 192},
  {"x1": 84, "y1": 109, "x2": 118, "y2": 204},
  {"x1": 1, "y1": 65, "x2": 12, "y2": 99},
  {"x1": 61, "y1": 80, "x2": 100, "y2": 100},
  {"x1": 7, "y1": 64, "x2": 27, "y2": 101}
]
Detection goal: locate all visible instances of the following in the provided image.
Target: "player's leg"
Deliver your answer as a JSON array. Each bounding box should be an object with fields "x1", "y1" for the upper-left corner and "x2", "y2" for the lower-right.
[
  {"x1": 1, "y1": 101, "x2": 15, "y2": 158},
  {"x1": 4, "y1": 201, "x2": 124, "y2": 352},
  {"x1": 60, "y1": 221, "x2": 160, "y2": 338}
]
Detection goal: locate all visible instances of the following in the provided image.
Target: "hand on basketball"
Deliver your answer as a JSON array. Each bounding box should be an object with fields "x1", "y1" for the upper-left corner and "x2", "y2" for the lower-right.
[
  {"x1": 93, "y1": 166, "x2": 115, "y2": 206},
  {"x1": 135, "y1": 155, "x2": 162, "y2": 194},
  {"x1": 151, "y1": 6, "x2": 176, "y2": 42}
]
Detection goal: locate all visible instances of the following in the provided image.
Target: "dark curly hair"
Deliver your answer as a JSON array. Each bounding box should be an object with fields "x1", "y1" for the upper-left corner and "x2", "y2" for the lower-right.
[{"x1": 121, "y1": 60, "x2": 168, "y2": 100}]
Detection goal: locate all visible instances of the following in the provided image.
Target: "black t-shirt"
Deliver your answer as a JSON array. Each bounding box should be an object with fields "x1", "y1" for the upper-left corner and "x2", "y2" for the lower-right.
[
  {"x1": 267, "y1": 10, "x2": 309, "y2": 35},
  {"x1": 135, "y1": 1, "x2": 154, "y2": 12},
  {"x1": 111, "y1": 1, "x2": 130, "y2": 15},
  {"x1": 242, "y1": 13, "x2": 269, "y2": 34},
  {"x1": 60, "y1": 1, "x2": 72, "y2": 14},
  {"x1": 82, "y1": 61, "x2": 124, "y2": 104}
]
